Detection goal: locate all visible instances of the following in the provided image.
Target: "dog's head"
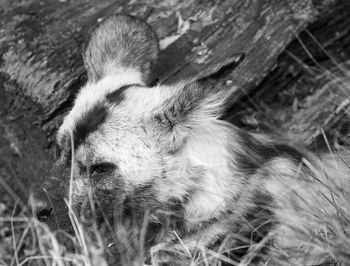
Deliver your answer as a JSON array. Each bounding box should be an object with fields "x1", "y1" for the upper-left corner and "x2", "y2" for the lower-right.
[{"x1": 33, "y1": 14, "x2": 244, "y2": 234}]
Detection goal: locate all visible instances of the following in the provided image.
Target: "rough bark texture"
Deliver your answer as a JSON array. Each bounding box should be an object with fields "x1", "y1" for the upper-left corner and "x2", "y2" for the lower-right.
[
  {"x1": 0, "y1": 0, "x2": 347, "y2": 202},
  {"x1": 229, "y1": 0, "x2": 350, "y2": 146}
]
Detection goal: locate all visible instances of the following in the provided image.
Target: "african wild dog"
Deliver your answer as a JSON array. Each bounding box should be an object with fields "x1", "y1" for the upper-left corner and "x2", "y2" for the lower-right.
[{"x1": 32, "y1": 14, "x2": 350, "y2": 265}]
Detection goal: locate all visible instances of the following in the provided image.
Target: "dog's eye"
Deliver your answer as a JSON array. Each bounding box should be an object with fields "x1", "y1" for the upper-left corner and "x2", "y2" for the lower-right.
[{"x1": 91, "y1": 163, "x2": 115, "y2": 175}]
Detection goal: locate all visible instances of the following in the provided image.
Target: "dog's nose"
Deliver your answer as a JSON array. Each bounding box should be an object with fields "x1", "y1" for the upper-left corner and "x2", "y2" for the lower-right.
[
  {"x1": 28, "y1": 193, "x2": 54, "y2": 222},
  {"x1": 37, "y1": 207, "x2": 53, "y2": 222}
]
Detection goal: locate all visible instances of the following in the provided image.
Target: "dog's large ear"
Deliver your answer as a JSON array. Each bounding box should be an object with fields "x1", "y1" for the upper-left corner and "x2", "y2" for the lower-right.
[
  {"x1": 151, "y1": 54, "x2": 245, "y2": 152},
  {"x1": 84, "y1": 14, "x2": 159, "y2": 84}
]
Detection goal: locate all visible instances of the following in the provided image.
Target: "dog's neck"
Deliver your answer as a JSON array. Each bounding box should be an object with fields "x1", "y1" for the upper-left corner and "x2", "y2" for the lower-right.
[{"x1": 170, "y1": 120, "x2": 245, "y2": 223}]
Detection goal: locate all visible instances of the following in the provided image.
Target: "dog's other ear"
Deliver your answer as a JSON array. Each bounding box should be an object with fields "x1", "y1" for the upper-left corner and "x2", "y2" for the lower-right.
[
  {"x1": 84, "y1": 14, "x2": 159, "y2": 84},
  {"x1": 161, "y1": 53, "x2": 245, "y2": 85},
  {"x1": 191, "y1": 53, "x2": 245, "y2": 83},
  {"x1": 151, "y1": 54, "x2": 245, "y2": 152}
]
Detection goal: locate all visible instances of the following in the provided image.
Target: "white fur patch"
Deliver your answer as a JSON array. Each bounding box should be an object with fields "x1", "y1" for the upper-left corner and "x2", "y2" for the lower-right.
[
  {"x1": 182, "y1": 121, "x2": 242, "y2": 222},
  {"x1": 58, "y1": 69, "x2": 143, "y2": 138}
]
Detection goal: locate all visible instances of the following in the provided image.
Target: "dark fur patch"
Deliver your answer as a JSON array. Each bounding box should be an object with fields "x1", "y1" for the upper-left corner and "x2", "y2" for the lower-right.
[
  {"x1": 120, "y1": 181, "x2": 187, "y2": 248},
  {"x1": 198, "y1": 53, "x2": 245, "y2": 81},
  {"x1": 124, "y1": 181, "x2": 158, "y2": 211},
  {"x1": 73, "y1": 103, "x2": 108, "y2": 148},
  {"x1": 234, "y1": 129, "x2": 306, "y2": 175},
  {"x1": 223, "y1": 190, "x2": 276, "y2": 263},
  {"x1": 123, "y1": 181, "x2": 185, "y2": 219},
  {"x1": 105, "y1": 84, "x2": 144, "y2": 104},
  {"x1": 245, "y1": 190, "x2": 276, "y2": 240}
]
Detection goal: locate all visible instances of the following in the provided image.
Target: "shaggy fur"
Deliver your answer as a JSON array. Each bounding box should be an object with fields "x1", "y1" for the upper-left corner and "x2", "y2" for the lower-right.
[
  {"x1": 33, "y1": 14, "x2": 350, "y2": 265},
  {"x1": 84, "y1": 14, "x2": 159, "y2": 84}
]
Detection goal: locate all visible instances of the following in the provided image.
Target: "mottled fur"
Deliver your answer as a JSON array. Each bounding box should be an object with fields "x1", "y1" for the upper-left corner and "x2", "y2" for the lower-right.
[
  {"x1": 84, "y1": 14, "x2": 159, "y2": 84},
  {"x1": 34, "y1": 14, "x2": 350, "y2": 265}
]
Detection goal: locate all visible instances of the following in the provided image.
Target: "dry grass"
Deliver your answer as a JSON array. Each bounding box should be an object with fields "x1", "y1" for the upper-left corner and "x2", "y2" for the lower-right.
[{"x1": 1, "y1": 154, "x2": 350, "y2": 266}]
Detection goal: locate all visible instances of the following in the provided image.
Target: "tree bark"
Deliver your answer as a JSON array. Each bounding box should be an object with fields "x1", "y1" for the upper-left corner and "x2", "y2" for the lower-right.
[
  {"x1": 0, "y1": 0, "x2": 343, "y2": 200},
  {"x1": 228, "y1": 0, "x2": 350, "y2": 146}
]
